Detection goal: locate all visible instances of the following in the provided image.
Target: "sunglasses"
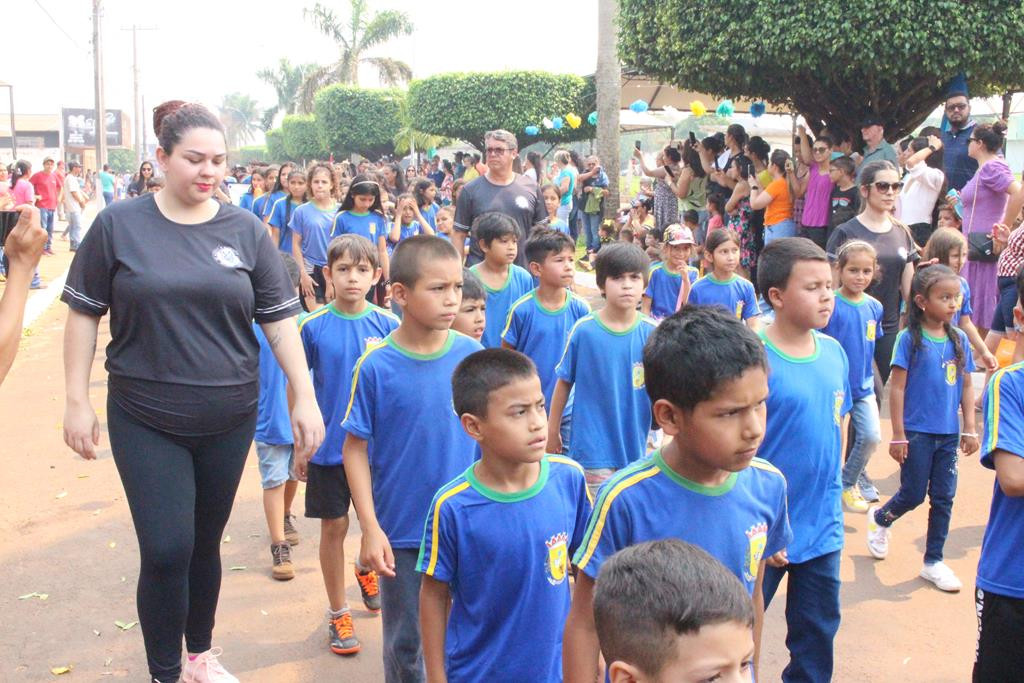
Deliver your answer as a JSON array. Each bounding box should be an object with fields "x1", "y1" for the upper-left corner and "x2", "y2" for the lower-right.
[
  {"x1": 871, "y1": 181, "x2": 904, "y2": 193},
  {"x1": 812, "y1": 147, "x2": 829, "y2": 153},
  {"x1": 946, "y1": 103, "x2": 968, "y2": 111},
  {"x1": 485, "y1": 147, "x2": 512, "y2": 156}
]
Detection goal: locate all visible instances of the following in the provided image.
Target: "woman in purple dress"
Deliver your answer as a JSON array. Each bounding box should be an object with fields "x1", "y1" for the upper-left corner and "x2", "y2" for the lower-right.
[{"x1": 961, "y1": 121, "x2": 1022, "y2": 332}]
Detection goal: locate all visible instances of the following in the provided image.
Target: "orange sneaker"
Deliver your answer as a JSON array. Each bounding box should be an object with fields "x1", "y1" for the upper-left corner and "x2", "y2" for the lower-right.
[
  {"x1": 354, "y1": 566, "x2": 381, "y2": 613},
  {"x1": 328, "y1": 609, "x2": 361, "y2": 655}
]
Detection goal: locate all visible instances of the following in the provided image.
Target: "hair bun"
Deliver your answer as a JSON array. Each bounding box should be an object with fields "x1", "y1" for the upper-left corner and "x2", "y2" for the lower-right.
[
  {"x1": 993, "y1": 120, "x2": 1009, "y2": 136},
  {"x1": 152, "y1": 100, "x2": 187, "y2": 138}
]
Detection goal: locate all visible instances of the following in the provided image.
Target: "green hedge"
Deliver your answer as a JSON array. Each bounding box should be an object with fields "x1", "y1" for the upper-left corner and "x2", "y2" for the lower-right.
[
  {"x1": 281, "y1": 114, "x2": 325, "y2": 161},
  {"x1": 265, "y1": 129, "x2": 287, "y2": 162},
  {"x1": 313, "y1": 84, "x2": 402, "y2": 158}
]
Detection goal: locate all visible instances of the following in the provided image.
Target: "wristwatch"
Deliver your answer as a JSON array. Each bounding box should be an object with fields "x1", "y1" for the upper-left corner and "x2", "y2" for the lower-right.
[{"x1": 927, "y1": 144, "x2": 937, "y2": 152}]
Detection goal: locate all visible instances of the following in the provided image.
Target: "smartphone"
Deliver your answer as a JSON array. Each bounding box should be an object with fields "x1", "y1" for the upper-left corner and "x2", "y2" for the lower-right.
[
  {"x1": 689, "y1": 131, "x2": 697, "y2": 144},
  {"x1": 634, "y1": 140, "x2": 642, "y2": 151},
  {"x1": 0, "y1": 210, "x2": 20, "y2": 246}
]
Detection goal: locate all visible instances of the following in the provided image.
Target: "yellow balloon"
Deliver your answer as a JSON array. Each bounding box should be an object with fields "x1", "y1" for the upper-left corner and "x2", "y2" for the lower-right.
[
  {"x1": 566, "y1": 113, "x2": 582, "y2": 129},
  {"x1": 690, "y1": 101, "x2": 707, "y2": 118}
]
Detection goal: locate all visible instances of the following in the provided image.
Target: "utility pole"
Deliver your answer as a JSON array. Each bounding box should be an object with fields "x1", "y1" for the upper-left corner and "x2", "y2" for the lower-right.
[
  {"x1": 121, "y1": 25, "x2": 156, "y2": 164},
  {"x1": 92, "y1": 0, "x2": 106, "y2": 172}
]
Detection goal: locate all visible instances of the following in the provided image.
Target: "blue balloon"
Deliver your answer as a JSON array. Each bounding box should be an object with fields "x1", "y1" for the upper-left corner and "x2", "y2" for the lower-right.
[
  {"x1": 552, "y1": 117, "x2": 564, "y2": 130},
  {"x1": 587, "y1": 111, "x2": 598, "y2": 126},
  {"x1": 750, "y1": 101, "x2": 766, "y2": 118},
  {"x1": 524, "y1": 125, "x2": 540, "y2": 136},
  {"x1": 629, "y1": 99, "x2": 649, "y2": 113}
]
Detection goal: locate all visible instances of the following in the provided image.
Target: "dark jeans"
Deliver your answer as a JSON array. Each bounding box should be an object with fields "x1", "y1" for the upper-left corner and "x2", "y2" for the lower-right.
[
  {"x1": 874, "y1": 430, "x2": 959, "y2": 564},
  {"x1": 380, "y1": 548, "x2": 426, "y2": 683},
  {"x1": 568, "y1": 194, "x2": 582, "y2": 241},
  {"x1": 974, "y1": 587, "x2": 1024, "y2": 682},
  {"x1": 107, "y1": 398, "x2": 255, "y2": 682},
  {"x1": 762, "y1": 550, "x2": 841, "y2": 683}
]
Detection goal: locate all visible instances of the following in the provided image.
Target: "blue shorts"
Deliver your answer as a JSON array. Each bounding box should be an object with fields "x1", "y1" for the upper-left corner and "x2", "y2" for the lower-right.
[
  {"x1": 990, "y1": 276, "x2": 1019, "y2": 334},
  {"x1": 255, "y1": 441, "x2": 295, "y2": 489}
]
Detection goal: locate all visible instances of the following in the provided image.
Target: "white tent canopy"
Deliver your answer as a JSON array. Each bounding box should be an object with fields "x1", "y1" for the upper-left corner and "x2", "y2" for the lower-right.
[{"x1": 619, "y1": 109, "x2": 674, "y2": 132}]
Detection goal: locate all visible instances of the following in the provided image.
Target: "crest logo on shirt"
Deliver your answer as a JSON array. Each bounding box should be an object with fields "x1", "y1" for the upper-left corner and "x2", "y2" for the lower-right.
[
  {"x1": 944, "y1": 360, "x2": 957, "y2": 386},
  {"x1": 631, "y1": 362, "x2": 645, "y2": 390},
  {"x1": 545, "y1": 532, "x2": 569, "y2": 585},
  {"x1": 364, "y1": 336, "x2": 383, "y2": 350},
  {"x1": 515, "y1": 195, "x2": 530, "y2": 210},
  {"x1": 866, "y1": 320, "x2": 877, "y2": 341},
  {"x1": 744, "y1": 522, "x2": 768, "y2": 582},
  {"x1": 369, "y1": 222, "x2": 377, "y2": 236},
  {"x1": 833, "y1": 390, "x2": 845, "y2": 426},
  {"x1": 734, "y1": 301, "x2": 744, "y2": 319},
  {"x1": 212, "y1": 246, "x2": 243, "y2": 269}
]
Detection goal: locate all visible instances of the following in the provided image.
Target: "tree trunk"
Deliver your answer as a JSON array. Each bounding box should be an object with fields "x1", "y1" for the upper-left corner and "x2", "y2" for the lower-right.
[{"x1": 596, "y1": 0, "x2": 621, "y2": 220}]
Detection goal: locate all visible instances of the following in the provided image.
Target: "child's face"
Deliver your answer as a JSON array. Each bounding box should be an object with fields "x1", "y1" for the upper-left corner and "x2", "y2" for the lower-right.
[
  {"x1": 937, "y1": 209, "x2": 961, "y2": 230},
  {"x1": 711, "y1": 241, "x2": 740, "y2": 274},
  {"x1": 947, "y1": 245, "x2": 966, "y2": 273},
  {"x1": 839, "y1": 252, "x2": 875, "y2": 294},
  {"x1": 601, "y1": 271, "x2": 645, "y2": 311},
  {"x1": 615, "y1": 620, "x2": 754, "y2": 683},
  {"x1": 325, "y1": 255, "x2": 380, "y2": 308},
  {"x1": 915, "y1": 277, "x2": 961, "y2": 325},
  {"x1": 827, "y1": 165, "x2": 844, "y2": 184},
  {"x1": 452, "y1": 297, "x2": 486, "y2": 341},
  {"x1": 533, "y1": 247, "x2": 576, "y2": 289},
  {"x1": 464, "y1": 376, "x2": 547, "y2": 463},
  {"x1": 401, "y1": 201, "x2": 415, "y2": 224},
  {"x1": 354, "y1": 192, "x2": 376, "y2": 212},
  {"x1": 543, "y1": 189, "x2": 560, "y2": 216},
  {"x1": 309, "y1": 171, "x2": 332, "y2": 200},
  {"x1": 768, "y1": 260, "x2": 834, "y2": 330},
  {"x1": 393, "y1": 256, "x2": 464, "y2": 331},
  {"x1": 424, "y1": 185, "x2": 437, "y2": 204},
  {"x1": 482, "y1": 234, "x2": 518, "y2": 266},
  {"x1": 435, "y1": 211, "x2": 453, "y2": 234},
  {"x1": 665, "y1": 243, "x2": 692, "y2": 270}
]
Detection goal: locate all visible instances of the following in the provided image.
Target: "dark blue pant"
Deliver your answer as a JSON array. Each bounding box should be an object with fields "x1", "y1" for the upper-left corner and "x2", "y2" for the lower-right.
[
  {"x1": 875, "y1": 430, "x2": 959, "y2": 564},
  {"x1": 762, "y1": 550, "x2": 841, "y2": 683}
]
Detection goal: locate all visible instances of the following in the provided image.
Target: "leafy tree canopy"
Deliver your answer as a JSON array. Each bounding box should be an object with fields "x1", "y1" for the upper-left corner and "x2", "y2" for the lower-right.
[
  {"x1": 266, "y1": 129, "x2": 287, "y2": 161},
  {"x1": 408, "y1": 71, "x2": 596, "y2": 149},
  {"x1": 281, "y1": 114, "x2": 325, "y2": 160},
  {"x1": 618, "y1": 0, "x2": 1024, "y2": 142},
  {"x1": 313, "y1": 84, "x2": 402, "y2": 158}
]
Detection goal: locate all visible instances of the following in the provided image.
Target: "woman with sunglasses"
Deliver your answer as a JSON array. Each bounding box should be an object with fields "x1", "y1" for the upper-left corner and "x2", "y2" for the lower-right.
[
  {"x1": 793, "y1": 125, "x2": 835, "y2": 250},
  {"x1": 961, "y1": 121, "x2": 1023, "y2": 333},
  {"x1": 128, "y1": 162, "x2": 155, "y2": 198}
]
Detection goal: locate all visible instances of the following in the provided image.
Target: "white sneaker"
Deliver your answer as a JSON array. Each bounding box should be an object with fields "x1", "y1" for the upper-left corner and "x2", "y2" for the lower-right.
[
  {"x1": 920, "y1": 561, "x2": 962, "y2": 593},
  {"x1": 182, "y1": 647, "x2": 239, "y2": 683},
  {"x1": 866, "y1": 506, "x2": 889, "y2": 559}
]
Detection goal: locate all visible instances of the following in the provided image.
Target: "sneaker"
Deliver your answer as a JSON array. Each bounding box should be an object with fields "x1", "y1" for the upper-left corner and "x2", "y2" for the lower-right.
[
  {"x1": 842, "y1": 487, "x2": 869, "y2": 513},
  {"x1": 283, "y1": 513, "x2": 300, "y2": 546},
  {"x1": 182, "y1": 647, "x2": 238, "y2": 683},
  {"x1": 328, "y1": 609, "x2": 361, "y2": 655},
  {"x1": 270, "y1": 541, "x2": 294, "y2": 581},
  {"x1": 30, "y1": 280, "x2": 44, "y2": 290},
  {"x1": 866, "y1": 506, "x2": 889, "y2": 559},
  {"x1": 858, "y1": 473, "x2": 880, "y2": 502},
  {"x1": 354, "y1": 566, "x2": 381, "y2": 613},
  {"x1": 920, "y1": 561, "x2": 962, "y2": 592},
  {"x1": 43, "y1": 248, "x2": 55, "y2": 256}
]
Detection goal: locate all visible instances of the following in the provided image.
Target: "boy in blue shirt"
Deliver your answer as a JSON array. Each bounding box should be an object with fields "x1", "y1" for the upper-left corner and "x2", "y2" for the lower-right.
[
  {"x1": 976, "y1": 276, "x2": 1024, "y2": 679},
  {"x1": 343, "y1": 236, "x2": 483, "y2": 683},
  {"x1": 564, "y1": 306, "x2": 792, "y2": 682},
  {"x1": 255, "y1": 253, "x2": 302, "y2": 582},
  {"x1": 547, "y1": 243, "x2": 657, "y2": 496},
  {"x1": 469, "y1": 212, "x2": 534, "y2": 347},
  {"x1": 593, "y1": 539, "x2": 757, "y2": 683},
  {"x1": 297, "y1": 235, "x2": 399, "y2": 656},
  {"x1": 755, "y1": 237, "x2": 851, "y2": 683},
  {"x1": 451, "y1": 268, "x2": 486, "y2": 343},
  {"x1": 642, "y1": 224, "x2": 699, "y2": 320},
  {"x1": 418, "y1": 349, "x2": 591, "y2": 682}
]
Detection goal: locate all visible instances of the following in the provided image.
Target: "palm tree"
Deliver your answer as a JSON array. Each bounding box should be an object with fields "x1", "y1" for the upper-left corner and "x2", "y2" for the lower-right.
[
  {"x1": 595, "y1": 0, "x2": 622, "y2": 219},
  {"x1": 297, "y1": 0, "x2": 414, "y2": 113},
  {"x1": 392, "y1": 95, "x2": 448, "y2": 156},
  {"x1": 219, "y1": 93, "x2": 262, "y2": 151},
  {"x1": 257, "y1": 58, "x2": 318, "y2": 130}
]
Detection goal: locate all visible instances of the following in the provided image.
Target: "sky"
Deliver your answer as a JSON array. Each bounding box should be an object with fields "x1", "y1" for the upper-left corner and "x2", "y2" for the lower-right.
[{"x1": 5, "y1": 0, "x2": 599, "y2": 142}]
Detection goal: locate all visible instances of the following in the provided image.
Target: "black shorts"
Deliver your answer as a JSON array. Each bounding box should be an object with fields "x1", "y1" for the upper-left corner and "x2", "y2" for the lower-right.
[
  {"x1": 990, "y1": 276, "x2": 1019, "y2": 334},
  {"x1": 304, "y1": 462, "x2": 351, "y2": 519},
  {"x1": 301, "y1": 267, "x2": 329, "y2": 312},
  {"x1": 974, "y1": 587, "x2": 1024, "y2": 682}
]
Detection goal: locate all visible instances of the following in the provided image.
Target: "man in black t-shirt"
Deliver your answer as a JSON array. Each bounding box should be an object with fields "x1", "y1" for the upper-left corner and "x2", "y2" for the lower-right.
[{"x1": 454, "y1": 130, "x2": 547, "y2": 267}]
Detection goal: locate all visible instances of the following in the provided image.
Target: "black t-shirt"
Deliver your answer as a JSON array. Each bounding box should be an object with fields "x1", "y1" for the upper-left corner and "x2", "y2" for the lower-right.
[
  {"x1": 62, "y1": 193, "x2": 301, "y2": 387},
  {"x1": 454, "y1": 173, "x2": 547, "y2": 267},
  {"x1": 828, "y1": 186, "x2": 860, "y2": 233},
  {"x1": 826, "y1": 217, "x2": 918, "y2": 332}
]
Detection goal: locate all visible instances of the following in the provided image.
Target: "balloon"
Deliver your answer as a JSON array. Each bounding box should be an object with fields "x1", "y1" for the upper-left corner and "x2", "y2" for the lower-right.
[
  {"x1": 629, "y1": 99, "x2": 649, "y2": 113},
  {"x1": 566, "y1": 113, "x2": 582, "y2": 129},
  {"x1": 542, "y1": 117, "x2": 554, "y2": 130},
  {"x1": 689, "y1": 100, "x2": 707, "y2": 118},
  {"x1": 750, "y1": 101, "x2": 766, "y2": 118},
  {"x1": 428, "y1": 147, "x2": 437, "y2": 157},
  {"x1": 716, "y1": 99, "x2": 735, "y2": 118},
  {"x1": 524, "y1": 125, "x2": 540, "y2": 136},
  {"x1": 587, "y1": 111, "x2": 598, "y2": 126},
  {"x1": 553, "y1": 117, "x2": 564, "y2": 130}
]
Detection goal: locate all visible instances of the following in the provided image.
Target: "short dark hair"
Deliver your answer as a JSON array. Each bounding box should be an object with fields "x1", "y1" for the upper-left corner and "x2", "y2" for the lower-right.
[
  {"x1": 461, "y1": 267, "x2": 485, "y2": 302},
  {"x1": 452, "y1": 348, "x2": 538, "y2": 417},
  {"x1": 594, "y1": 539, "x2": 754, "y2": 678},
  {"x1": 525, "y1": 228, "x2": 575, "y2": 265},
  {"x1": 682, "y1": 209, "x2": 699, "y2": 225},
  {"x1": 757, "y1": 237, "x2": 829, "y2": 309},
  {"x1": 327, "y1": 234, "x2": 379, "y2": 270},
  {"x1": 595, "y1": 242, "x2": 648, "y2": 289},
  {"x1": 474, "y1": 212, "x2": 519, "y2": 247},
  {"x1": 644, "y1": 306, "x2": 766, "y2": 410},
  {"x1": 391, "y1": 235, "x2": 461, "y2": 287},
  {"x1": 828, "y1": 155, "x2": 856, "y2": 177}
]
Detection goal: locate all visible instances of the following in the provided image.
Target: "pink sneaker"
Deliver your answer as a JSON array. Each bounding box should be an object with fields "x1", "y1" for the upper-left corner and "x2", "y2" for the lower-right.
[{"x1": 182, "y1": 647, "x2": 238, "y2": 683}]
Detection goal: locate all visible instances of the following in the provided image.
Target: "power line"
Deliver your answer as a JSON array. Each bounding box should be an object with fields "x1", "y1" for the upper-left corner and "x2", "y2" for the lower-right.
[{"x1": 33, "y1": 0, "x2": 89, "y2": 54}]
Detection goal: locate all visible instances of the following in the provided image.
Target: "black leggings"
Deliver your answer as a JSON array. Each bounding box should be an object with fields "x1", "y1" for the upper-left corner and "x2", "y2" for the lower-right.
[{"x1": 107, "y1": 397, "x2": 255, "y2": 682}]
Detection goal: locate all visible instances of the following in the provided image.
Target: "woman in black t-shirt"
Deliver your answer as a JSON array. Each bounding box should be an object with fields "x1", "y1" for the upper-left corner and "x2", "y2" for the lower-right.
[{"x1": 61, "y1": 101, "x2": 324, "y2": 683}]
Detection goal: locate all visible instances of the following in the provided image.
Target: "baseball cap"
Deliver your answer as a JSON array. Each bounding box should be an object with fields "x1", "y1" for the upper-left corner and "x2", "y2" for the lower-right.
[
  {"x1": 68, "y1": 161, "x2": 82, "y2": 170},
  {"x1": 860, "y1": 115, "x2": 884, "y2": 128},
  {"x1": 665, "y1": 224, "x2": 696, "y2": 245}
]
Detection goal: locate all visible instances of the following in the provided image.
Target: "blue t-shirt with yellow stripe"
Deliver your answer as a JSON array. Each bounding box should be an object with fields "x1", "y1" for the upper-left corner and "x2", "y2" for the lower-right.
[
  {"x1": 979, "y1": 362, "x2": 1024, "y2": 598},
  {"x1": 891, "y1": 327, "x2": 974, "y2": 434},
  {"x1": 822, "y1": 292, "x2": 884, "y2": 402},
  {"x1": 268, "y1": 197, "x2": 302, "y2": 253},
  {"x1": 299, "y1": 302, "x2": 399, "y2": 466},
  {"x1": 573, "y1": 450, "x2": 791, "y2": 595},
  {"x1": 645, "y1": 264, "x2": 699, "y2": 319},
  {"x1": 471, "y1": 263, "x2": 535, "y2": 348},
  {"x1": 688, "y1": 273, "x2": 759, "y2": 320},
  {"x1": 555, "y1": 312, "x2": 657, "y2": 469},
  {"x1": 342, "y1": 330, "x2": 483, "y2": 548},
  {"x1": 417, "y1": 456, "x2": 591, "y2": 682}
]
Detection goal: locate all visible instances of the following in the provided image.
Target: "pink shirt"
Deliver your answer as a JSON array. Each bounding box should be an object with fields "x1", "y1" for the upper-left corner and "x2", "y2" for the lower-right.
[{"x1": 13, "y1": 179, "x2": 34, "y2": 206}]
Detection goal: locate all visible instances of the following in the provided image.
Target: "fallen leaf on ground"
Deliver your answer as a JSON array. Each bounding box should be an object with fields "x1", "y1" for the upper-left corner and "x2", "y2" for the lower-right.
[
  {"x1": 114, "y1": 620, "x2": 137, "y2": 631},
  {"x1": 92, "y1": 510, "x2": 101, "y2": 516},
  {"x1": 55, "y1": 491, "x2": 67, "y2": 499},
  {"x1": 104, "y1": 658, "x2": 112, "y2": 666},
  {"x1": 50, "y1": 666, "x2": 72, "y2": 675},
  {"x1": 260, "y1": 609, "x2": 268, "y2": 616},
  {"x1": 229, "y1": 566, "x2": 247, "y2": 571},
  {"x1": 222, "y1": 535, "x2": 231, "y2": 543},
  {"x1": 93, "y1": 630, "x2": 100, "y2": 636},
  {"x1": 77, "y1": 474, "x2": 89, "y2": 479},
  {"x1": 18, "y1": 592, "x2": 49, "y2": 600}
]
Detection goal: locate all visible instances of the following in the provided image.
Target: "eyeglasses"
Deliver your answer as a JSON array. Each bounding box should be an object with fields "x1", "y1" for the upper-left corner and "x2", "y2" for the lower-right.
[
  {"x1": 968, "y1": 138, "x2": 980, "y2": 144},
  {"x1": 946, "y1": 103, "x2": 969, "y2": 111},
  {"x1": 485, "y1": 147, "x2": 512, "y2": 156},
  {"x1": 812, "y1": 147, "x2": 829, "y2": 153},
  {"x1": 872, "y1": 181, "x2": 904, "y2": 193}
]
